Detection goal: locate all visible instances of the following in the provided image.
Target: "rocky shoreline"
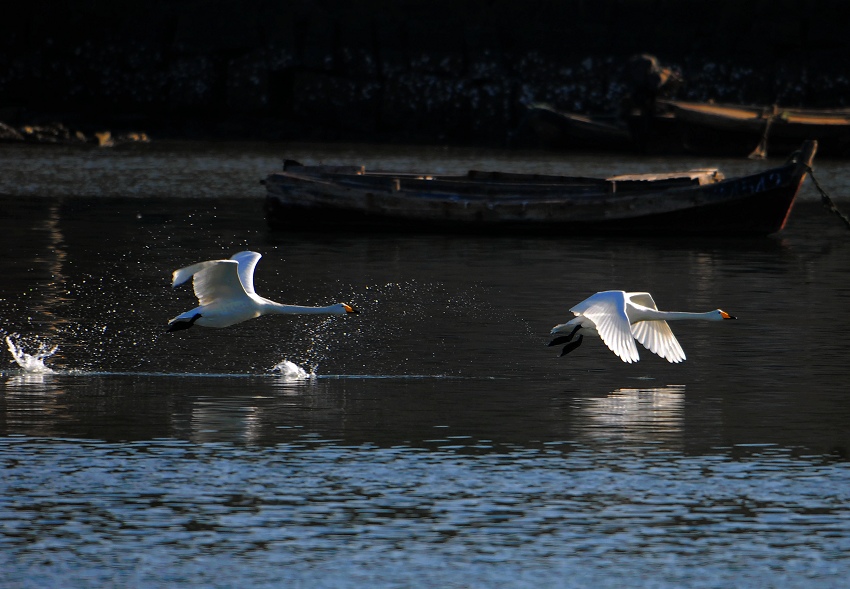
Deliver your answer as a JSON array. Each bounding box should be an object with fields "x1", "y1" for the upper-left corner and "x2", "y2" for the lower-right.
[
  {"x1": 2, "y1": 1, "x2": 849, "y2": 146},
  {"x1": 0, "y1": 121, "x2": 149, "y2": 147}
]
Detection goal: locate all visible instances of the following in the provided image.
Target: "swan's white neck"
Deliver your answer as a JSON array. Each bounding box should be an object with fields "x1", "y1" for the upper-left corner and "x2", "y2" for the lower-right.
[
  {"x1": 665, "y1": 311, "x2": 719, "y2": 321},
  {"x1": 636, "y1": 309, "x2": 721, "y2": 322},
  {"x1": 265, "y1": 301, "x2": 346, "y2": 315}
]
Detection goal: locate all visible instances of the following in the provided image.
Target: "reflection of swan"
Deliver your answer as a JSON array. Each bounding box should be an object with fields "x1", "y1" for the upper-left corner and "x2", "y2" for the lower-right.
[
  {"x1": 188, "y1": 398, "x2": 264, "y2": 444},
  {"x1": 572, "y1": 385, "x2": 686, "y2": 444},
  {"x1": 167, "y1": 251, "x2": 359, "y2": 331},
  {"x1": 549, "y1": 290, "x2": 735, "y2": 363}
]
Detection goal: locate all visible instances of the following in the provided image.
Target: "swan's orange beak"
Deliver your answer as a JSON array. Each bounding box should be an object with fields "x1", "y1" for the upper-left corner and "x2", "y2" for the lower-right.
[
  {"x1": 720, "y1": 310, "x2": 736, "y2": 320},
  {"x1": 343, "y1": 303, "x2": 359, "y2": 314}
]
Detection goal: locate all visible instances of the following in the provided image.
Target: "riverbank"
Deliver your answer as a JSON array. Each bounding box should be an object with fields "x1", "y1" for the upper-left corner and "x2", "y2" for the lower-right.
[{"x1": 2, "y1": 0, "x2": 848, "y2": 145}]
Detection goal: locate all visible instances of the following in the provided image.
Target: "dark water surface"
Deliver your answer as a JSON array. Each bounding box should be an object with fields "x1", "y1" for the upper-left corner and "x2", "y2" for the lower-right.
[{"x1": 1, "y1": 142, "x2": 850, "y2": 588}]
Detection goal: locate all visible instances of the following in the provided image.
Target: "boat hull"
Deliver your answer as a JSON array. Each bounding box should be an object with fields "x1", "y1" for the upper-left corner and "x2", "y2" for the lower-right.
[
  {"x1": 513, "y1": 103, "x2": 634, "y2": 152},
  {"x1": 264, "y1": 141, "x2": 816, "y2": 236},
  {"x1": 665, "y1": 101, "x2": 850, "y2": 157}
]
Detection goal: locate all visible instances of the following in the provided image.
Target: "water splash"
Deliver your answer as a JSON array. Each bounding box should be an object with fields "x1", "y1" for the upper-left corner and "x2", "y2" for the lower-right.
[
  {"x1": 271, "y1": 360, "x2": 313, "y2": 381},
  {"x1": 5, "y1": 335, "x2": 58, "y2": 373},
  {"x1": 274, "y1": 313, "x2": 344, "y2": 376}
]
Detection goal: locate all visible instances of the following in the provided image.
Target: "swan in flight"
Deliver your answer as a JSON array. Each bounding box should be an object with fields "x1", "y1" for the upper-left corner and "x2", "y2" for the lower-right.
[
  {"x1": 167, "y1": 251, "x2": 358, "y2": 331},
  {"x1": 548, "y1": 290, "x2": 735, "y2": 363}
]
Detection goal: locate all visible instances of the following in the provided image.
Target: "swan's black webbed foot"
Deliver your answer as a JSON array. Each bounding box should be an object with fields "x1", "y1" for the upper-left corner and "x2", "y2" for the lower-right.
[
  {"x1": 559, "y1": 335, "x2": 583, "y2": 357},
  {"x1": 548, "y1": 325, "x2": 581, "y2": 347},
  {"x1": 167, "y1": 313, "x2": 202, "y2": 332}
]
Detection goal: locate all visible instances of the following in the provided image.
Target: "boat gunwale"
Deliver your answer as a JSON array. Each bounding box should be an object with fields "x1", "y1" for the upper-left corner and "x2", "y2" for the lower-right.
[
  {"x1": 663, "y1": 100, "x2": 850, "y2": 130},
  {"x1": 274, "y1": 165, "x2": 725, "y2": 198}
]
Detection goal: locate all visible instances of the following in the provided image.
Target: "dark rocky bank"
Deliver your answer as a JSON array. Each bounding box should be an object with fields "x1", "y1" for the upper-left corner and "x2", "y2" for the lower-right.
[{"x1": 2, "y1": 0, "x2": 849, "y2": 146}]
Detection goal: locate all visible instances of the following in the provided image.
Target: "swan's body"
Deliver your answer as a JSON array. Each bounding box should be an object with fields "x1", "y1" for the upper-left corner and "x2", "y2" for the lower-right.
[
  {"x1": 549, "y1": 290, "x2": 735, "y2": 363},
  {"x1": 167, "y1": 251, "x2": 357, "y2": 331}
]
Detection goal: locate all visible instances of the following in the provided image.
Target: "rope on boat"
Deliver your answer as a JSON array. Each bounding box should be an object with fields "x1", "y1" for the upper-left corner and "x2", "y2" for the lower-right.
[{"x1": 804, "y1": 163, "x2": 850, "y2": 231}]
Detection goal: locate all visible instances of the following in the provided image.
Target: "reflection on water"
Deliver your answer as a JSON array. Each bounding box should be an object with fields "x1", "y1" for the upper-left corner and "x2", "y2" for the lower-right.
[
  {"x1": 189, "y1": 396, "x2": 268, "y2": 444},
  {"x1": 1, "y1": 142, "x2": 850, "y2": 587},
  {"x1": 572, "y1": 385, "x2": 686, "y2": 446},
  {"x1": 33, "y1": 203, "x2": 70, "y2": 332},
  {"x1": 3, "y1": 373, "x2": 57, "y2": 392}
]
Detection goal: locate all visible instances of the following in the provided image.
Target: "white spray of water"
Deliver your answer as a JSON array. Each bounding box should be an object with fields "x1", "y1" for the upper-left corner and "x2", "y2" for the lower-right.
[
  {"x1": 271, "y1": 360, "x2": 313, "y2": 381},
  {"x1": 5, "y1": 335, "x2": 58, "y2": 374}
]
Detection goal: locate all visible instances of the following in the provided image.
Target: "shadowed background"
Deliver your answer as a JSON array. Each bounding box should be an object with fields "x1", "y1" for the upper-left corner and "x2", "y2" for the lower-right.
[{"x1": 2, "y1": 0, "x2": 849, "y2": 143}]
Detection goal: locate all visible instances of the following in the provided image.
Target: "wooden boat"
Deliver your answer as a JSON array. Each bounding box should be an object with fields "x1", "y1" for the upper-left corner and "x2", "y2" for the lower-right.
[
  {"x1": 512, "y1": 103, "x2": 634, "y2": 151},
  {"x1": 663, "y1": 100, "x2": 850, "y2": 158},
  {"x1": 264, "y1": 140, "x2": 817, "y2": 236}
]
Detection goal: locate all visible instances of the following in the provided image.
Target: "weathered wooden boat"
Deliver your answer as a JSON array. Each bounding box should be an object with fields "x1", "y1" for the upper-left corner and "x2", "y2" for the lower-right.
[
  {"x1": 663, "y1": 100, "x2": 850, "y2": 158},
  {"x1": 264, "y1": 140, "x2": 817, "y2": 236},
  {"x1": 512, "y1": 103, "x2": 634, "y2": 152}
]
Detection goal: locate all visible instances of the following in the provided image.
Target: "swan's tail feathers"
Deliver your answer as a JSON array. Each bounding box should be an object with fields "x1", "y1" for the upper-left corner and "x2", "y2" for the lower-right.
[{"x1": 167, "y1": 313, "x2": 202, "y2": 332}]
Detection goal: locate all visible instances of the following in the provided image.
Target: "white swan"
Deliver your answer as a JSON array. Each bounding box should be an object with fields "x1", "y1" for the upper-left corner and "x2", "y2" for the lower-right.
[
  {"x1": 167, "y1": 251, "x2": 358, "y2": 331},
  {"x1": 548, "y1": 290, "x2": 735, "y2": 363}
]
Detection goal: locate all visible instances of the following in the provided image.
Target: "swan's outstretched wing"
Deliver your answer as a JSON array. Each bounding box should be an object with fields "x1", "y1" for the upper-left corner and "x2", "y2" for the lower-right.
[
  {"x1": 192, "y1": 261, "x2": 249, "y2": 306},
  {"x1": 626, "y1": 292, "x2": 686, "y2": 363},
  {"x1": 230, "y1": 251, "x2": 262, "y2": 295},
  {"x1": 626, "y1": 292, "x2": 659, "y2": 311},
  {"x1": 172, "y1": 258, "x2": 247, "y2": 307},
  {"x1": 630, "y1": 320, "x2": 686, "y2": 363},
  {"x1": 172, "y1": 260, "x2": 218, "y2": 288},
  {"x1": 571, "y1": 290, "x2": 640, "y2": 363}
]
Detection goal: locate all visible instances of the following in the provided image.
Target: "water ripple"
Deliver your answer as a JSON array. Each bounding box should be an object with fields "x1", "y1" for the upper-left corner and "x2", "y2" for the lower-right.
[{"x1": 2, "y1": 437, "x2": 849, "y2": 588}]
